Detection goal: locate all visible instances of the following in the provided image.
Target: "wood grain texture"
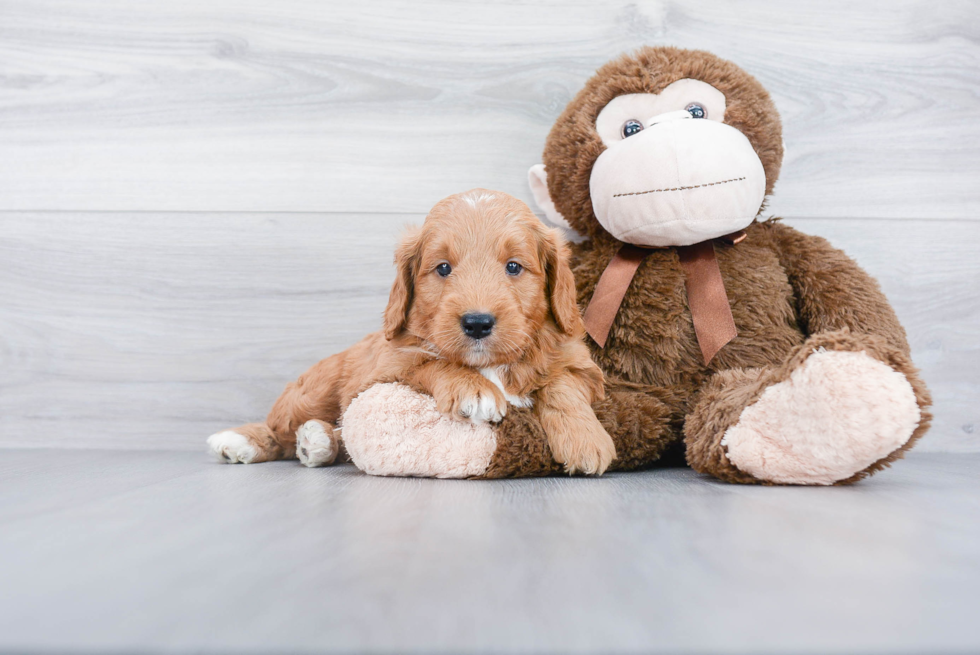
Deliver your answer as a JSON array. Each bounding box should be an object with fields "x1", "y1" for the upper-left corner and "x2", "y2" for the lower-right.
[
  {"x1": 0, "y1": 212, "x2": 408, "y2": 449},
  {"x1": 1, "y1": 0, "x2": 978, "y2": 217},
  {"x1": 1, "y1": 212, "x2": 975, "y2": 452},
  {"x1": 1, "y1": 449, "x2": 978, "y2": 653}
]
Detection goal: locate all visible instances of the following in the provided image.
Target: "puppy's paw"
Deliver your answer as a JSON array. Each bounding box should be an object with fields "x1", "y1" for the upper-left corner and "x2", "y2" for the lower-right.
[
  {"x1": 437, "y1": 378, "x2": 507, "y2": 424},
  {"x1": 459, "y1": 391, "x2": 506, "y2": 424},
  {"x1": 296, "y1": 419, "x2": 340, "y2": 468},
  {"x1": 207, "y1": 431, "x2": 258, "y2": 464},
  {"x1": 549, "y1": 417, "x2": 617, "y2": 476}
]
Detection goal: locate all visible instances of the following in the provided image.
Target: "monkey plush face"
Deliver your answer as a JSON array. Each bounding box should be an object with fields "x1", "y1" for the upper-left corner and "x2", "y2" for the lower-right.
[
  {"x1": 589, "y1": 80, "x2": 766, "y2": 246},
  {"x1": 529, "y1": 47, "x2": 784, "y2": 245}
]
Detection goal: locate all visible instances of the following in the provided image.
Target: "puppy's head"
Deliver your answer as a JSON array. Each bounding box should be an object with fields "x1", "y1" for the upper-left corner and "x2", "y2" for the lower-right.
[{"x1": 383, "y1": 189, "x2": 581, "y2": 367}]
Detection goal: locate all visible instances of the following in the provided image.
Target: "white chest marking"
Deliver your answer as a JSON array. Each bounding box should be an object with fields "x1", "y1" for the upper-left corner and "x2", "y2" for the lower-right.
[{"x1": 479, "y1": 367, "x2": 534, "y2": 408}]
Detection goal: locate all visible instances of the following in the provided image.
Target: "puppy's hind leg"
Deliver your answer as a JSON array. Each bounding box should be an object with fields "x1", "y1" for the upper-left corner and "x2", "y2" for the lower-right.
[
  {"x1": 207, "y1": 423, "x2": 289, "y2": 464},
  {"x1": 295, "y1": 419, "x2": 343, "y2": 468},
  {"x1": 208, "y1": 416, "x2": 341, "y2": 468},
  {"x1": 209, "y1": 349, "x2": 349, "y2": 465},
  {"x1": 265, "y1": 350, "x2": 348, "y2": 466}
]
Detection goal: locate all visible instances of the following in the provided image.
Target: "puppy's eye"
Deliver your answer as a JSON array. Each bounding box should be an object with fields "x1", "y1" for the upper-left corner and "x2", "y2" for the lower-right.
[
  {"x1": 435, "y1": 263, "x2": 452, "y2": 277},
  {"x1": 505, "y1": 261, "x2": 523, "y2": 276},
  {"x1": 622, "y1": 119, "x2": 644, "y2": 138},
  {"x1": 685, "y1": 103, "x2": 707, "y2": 119}
]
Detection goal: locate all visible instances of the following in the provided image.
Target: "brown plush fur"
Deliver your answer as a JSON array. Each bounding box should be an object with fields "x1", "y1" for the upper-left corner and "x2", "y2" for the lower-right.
[
  {"x1": 221, "y1": 190, "x2": 617, "y2": 475},
  {"x1": 483, "y1": 380, "x2": 679, "y2": 479},
  {"x1": 484, "y1": 47, "x2": 931, "y2": 483}
]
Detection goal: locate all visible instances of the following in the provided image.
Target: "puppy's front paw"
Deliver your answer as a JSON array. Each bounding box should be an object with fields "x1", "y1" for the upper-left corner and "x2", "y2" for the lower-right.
[
  {"x1": 437, "y1": 379, "x2": 507, "y2": 424},
  {"x1": 459, "y1": 392, "x2": 506, "y2": 424},
  {"x1": 550, "y1": 417, "x2": 617, "y2": 476}
]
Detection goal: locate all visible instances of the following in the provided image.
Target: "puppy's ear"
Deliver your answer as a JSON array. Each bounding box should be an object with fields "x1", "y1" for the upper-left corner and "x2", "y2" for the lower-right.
[
  {"x1": 540, "y1": 227, "x2": 582, "y2": 336},
  {"x1": 383, "y1": 226, "x2": 423, "y2": 340}
]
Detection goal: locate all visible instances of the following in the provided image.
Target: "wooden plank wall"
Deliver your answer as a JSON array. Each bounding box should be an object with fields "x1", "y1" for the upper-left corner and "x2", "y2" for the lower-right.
[{"x1": 1, "y1": 0, "x2": 977, "y2": 451}]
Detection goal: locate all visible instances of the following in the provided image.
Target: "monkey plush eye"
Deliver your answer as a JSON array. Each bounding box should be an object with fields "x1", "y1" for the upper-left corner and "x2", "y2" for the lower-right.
[
  {"x1": 685, "y1": 103, "x2": 707, "y2": 119},
  {"x1": 505, "y1": 261, "x2": 523, "y2": 276},
  {"x1": 621, "y1": 119, "x2": 644, "y2": 138},
  {"x1": 435, "y1": 262, "x2": 452, "y2": 277}
]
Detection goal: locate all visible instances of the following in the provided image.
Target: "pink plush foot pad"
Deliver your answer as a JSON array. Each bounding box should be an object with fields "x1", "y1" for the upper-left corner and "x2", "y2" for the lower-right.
[
  {"x1": 722, "y1": 349, "x2": 920, "y2": 485},
  {"x1": 342, "y1": 383, "x2": 497, "y2": 478}
]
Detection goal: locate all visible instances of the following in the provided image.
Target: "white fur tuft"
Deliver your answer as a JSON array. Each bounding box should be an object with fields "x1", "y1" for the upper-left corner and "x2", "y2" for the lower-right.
[
  {"x1": 479, "y1": 367, "x2": 533, "y2": 408},
  {"x1": 463, "y1": 190, "x2": 496, "y2": 208}
]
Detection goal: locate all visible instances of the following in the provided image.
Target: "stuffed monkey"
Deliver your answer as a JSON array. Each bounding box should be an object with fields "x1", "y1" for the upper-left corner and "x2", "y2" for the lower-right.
[{"x1": 340, "y1": 46, "x2": 932, "y2": 484}]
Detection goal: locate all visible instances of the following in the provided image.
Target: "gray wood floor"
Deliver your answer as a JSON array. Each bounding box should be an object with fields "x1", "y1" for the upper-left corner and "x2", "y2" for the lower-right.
[{"x1": 0, "y1": 450, "x2": 977, "y2": 654}]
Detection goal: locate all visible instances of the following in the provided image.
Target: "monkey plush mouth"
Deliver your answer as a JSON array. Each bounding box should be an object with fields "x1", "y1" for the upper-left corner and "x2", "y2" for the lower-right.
[{"x1": 612, "y1": 176, "x2": 747, "y2": 199}]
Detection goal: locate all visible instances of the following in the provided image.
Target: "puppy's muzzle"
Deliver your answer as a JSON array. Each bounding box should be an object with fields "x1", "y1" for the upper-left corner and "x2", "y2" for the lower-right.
[{"x1": 461, "y1": 313, "x2": 495, "y2": 340}]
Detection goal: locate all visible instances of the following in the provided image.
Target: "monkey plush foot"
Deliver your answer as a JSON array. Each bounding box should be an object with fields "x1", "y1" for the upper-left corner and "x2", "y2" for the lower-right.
[
  {"x1": 342, "y1": 383, "x2": 497, "y2": 478},
  {"x1": 721, "y1": 348, "x2": 920, "y2": 485},
  {"x1": 686, "y1": 330, "x2": 930, "y2": 485}
]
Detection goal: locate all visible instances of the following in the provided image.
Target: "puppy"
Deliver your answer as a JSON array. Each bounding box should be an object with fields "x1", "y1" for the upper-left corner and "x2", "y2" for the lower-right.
[{"x1": 208, "y1": 189, "x2": 617, "y2": 475}]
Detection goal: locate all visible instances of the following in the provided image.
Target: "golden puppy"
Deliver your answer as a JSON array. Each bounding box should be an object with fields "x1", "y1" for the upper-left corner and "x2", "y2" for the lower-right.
[{"x1": 208, "y1": 189, "x2": 616, "y2": 475}]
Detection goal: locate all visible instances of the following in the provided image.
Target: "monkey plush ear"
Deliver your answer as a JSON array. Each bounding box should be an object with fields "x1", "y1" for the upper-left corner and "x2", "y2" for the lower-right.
[
  {"x1": 383, "y1": 226, "x2": 422, "y2": 340},
  {"x1": 527, "y1": 165, "x2": 572, "y2": 231}
]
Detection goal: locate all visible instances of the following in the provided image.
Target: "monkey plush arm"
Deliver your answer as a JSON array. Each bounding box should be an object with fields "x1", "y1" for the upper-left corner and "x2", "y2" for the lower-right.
[
  {"x1": 341, "y1": 379, "x2": 680, "y2": 478},
  {"x1": 766, "y1": 220, "x2": 911, "y2": 353},
  {"x1": 482, "y1": 380, "x2": 680, "y2": 478},
  {"x1": 682, "y1": 221, "x2": 932, "y2": 486}
]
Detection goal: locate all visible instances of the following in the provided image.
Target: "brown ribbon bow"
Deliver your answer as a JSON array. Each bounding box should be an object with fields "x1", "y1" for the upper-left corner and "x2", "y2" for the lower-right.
[{"x1": 582, "y1": 231, "x2": 745, "y2": 365}]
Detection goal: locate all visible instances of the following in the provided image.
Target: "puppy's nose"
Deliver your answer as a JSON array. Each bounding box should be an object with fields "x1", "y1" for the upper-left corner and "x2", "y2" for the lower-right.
[{"x1": 461, "y1": 313, "x2": 495, "y2": 340}]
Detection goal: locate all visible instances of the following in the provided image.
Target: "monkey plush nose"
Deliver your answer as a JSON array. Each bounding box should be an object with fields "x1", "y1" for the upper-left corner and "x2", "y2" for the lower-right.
[
  {"x1": 646, "y1": 109, "x2": 692, "y2": 127},
  {"x1": 461, "y1": 313, "x2": 495, "y2": 340}
]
